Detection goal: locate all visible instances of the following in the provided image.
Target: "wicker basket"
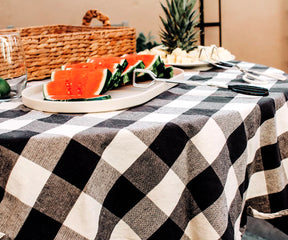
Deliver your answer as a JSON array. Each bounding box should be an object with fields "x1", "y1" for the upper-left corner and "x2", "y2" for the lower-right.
[{"x1": 0, "y1": 10, "x2": 136, "y2": 80}]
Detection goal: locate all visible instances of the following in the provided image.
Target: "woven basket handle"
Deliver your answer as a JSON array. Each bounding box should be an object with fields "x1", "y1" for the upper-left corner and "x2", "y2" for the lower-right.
[{"x1": 82, "y1": 10, "x2": 111, "y2": 27}]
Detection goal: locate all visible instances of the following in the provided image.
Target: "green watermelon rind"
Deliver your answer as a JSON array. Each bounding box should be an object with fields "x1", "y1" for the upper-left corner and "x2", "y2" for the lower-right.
[
  {"x1": 134, "y1": 55, "x2": 172, "y2": 81},
  {"x1": 119, "y1": 60, "x2": 145, "y2": 86},
  {"x1": 99, "y1": 59, "x2": 128, "y2": 91},
  {"x1": 44, "y1": 95, "x2": 112, "y2": 102},
  {"x1": 158, "y1": 65, "x2": 174, "y2": 78},
  {"x1": 101, "y1": 68, "x2": 121, "y2": 93},
  {"x1": 116, "y1": 58, "x2": 128, "y2": 72},
  {"x1": 100, "y1": 68, "x2": 112, "y2": 93},
  {"x1": 141, "y1": 55, "x2": 163, "y2": 77}
]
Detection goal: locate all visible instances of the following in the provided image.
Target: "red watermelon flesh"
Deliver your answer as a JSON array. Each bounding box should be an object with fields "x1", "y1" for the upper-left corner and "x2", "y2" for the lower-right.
[
  {"x1": 121, "y1": 57, "x2": 143, "y2": 72},
  {"x1": 62, "y1": 62, "x2": 116, "y2": 72},
  {"x1": 86, "y1": 57, "x2": 128, "y2": 71},
  {"x1": 86, "y1": 57, "x2": 129, "y2": 89},
  {"x1": 124, "y1": 54, "x2": 156, "y2": 68},
  {"x1": 87, "y1": 56, "x2": 122, "y2": 64},
  {"x1": 62, "y1": 62, "x2": 121, "y2": 92},
  {"x1": 43, "y1": 68, "x2": 111, "y2": 101}
]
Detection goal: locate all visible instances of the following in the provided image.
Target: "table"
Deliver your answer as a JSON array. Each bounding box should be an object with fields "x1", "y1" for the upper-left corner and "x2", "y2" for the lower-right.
[{"x1": 0, "y1": 61, "x2": 288, "y2": 240}]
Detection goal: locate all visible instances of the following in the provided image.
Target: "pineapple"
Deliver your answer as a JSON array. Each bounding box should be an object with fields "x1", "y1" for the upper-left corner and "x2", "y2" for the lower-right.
[{"x1": 159, "y1": 0, "x2": 200, "y2": 53}]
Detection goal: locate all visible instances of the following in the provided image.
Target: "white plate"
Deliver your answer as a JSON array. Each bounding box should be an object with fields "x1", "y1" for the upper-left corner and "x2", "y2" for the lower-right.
[
  {"x1": 167, "y1": 55, "x2": 236, "y2": 69},
  {"x1": 22, "y1": 68, "x2": 184, "y2": 113}
]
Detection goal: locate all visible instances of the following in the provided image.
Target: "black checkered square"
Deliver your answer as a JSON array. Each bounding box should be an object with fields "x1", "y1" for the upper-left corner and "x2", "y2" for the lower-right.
[
  {"x1": 187, "y1": 166, "x2": 224, "y2": 211},
  {"x1": 150, "y1": 122, "x2": 190, "y2": 167},
  {"x1": 103, "y1": 175, "x2": 146, "y2": 218},
  {"x1": 15, "y1": 208, "x2": 61, "y2": 240},
  {"x1": 0, "y1": 130, "x2": 38, "y2": 154},
  {"x1": 53, "y1": 139, "x2": 101, "y2": 190}
]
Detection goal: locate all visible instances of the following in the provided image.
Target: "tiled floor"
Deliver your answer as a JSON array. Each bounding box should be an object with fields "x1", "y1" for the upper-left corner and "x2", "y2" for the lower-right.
[{"x1": 242, "y1": 216, "x2": 288, "y2": 240}]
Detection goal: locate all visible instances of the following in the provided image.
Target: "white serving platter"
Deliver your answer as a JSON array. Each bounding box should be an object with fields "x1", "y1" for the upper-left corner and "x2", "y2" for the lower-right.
[{"x1": 22, "y1": 68, "x2": 184, "y2": 113}]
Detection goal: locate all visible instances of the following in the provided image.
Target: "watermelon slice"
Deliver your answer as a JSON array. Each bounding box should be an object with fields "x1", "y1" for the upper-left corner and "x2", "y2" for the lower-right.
[
  {"x1": 87, "y1": 56, "x2": 128, "y2": 72},
  {"x1": 126, "y1": 54, "x2": 164, "y2": 77},
  {"x1": 88, "y1": 55, "x2": 144, "y2": 87},
  {"x1": 62, "y1": 62, "x2": 121, "y2": 92},
  {"x1": 124, "y1": 54, "x2": 174, "y2": 82},
  {"x1": 157, "y1": 65, "x2": 174, "y2": 79},
  {"x1": 43, "y1": 68, "x2": 112, "y2": 101},
  {"x1": 119, "y1": 56, "x2": 145, "y2": 86},
  {"x1": 86, "y1": 57, "x2": 129, "y2": 88}
]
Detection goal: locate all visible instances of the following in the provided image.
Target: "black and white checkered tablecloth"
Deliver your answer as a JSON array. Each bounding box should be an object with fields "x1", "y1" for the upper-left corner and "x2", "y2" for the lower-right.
[{"x1": 0, "y1": 62, "x2": 288, "y2": 240}]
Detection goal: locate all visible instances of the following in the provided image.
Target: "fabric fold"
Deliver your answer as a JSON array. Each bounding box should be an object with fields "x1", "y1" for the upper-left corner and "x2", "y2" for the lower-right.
[{"x1": 248, "y1": 206, "x2": 288, "y2": 219}]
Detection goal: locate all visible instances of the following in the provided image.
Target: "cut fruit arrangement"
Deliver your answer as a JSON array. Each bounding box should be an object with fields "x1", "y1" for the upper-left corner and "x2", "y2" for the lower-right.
[{"x1": 43, "y1": 54, "x2": 174, "y2": 101}]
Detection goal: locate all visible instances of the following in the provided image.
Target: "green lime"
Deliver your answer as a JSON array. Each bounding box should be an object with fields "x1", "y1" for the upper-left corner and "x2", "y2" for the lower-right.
[{"x1": 0, "y1": 77, "x2": 11, "y2": 98}]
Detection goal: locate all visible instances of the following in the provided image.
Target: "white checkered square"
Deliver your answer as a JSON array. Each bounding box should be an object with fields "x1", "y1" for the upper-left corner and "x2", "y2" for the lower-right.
[
  {"x1": 221, "y1": 102, "x2": 258, "y2": 121},
  {"x1": 191, "y1": 118, "x2": 226, "y2": 165},
  {"x1": 212, "y1": 72, "x2": 238, "y2": 82},
  {"x1": 183, "y1": 71, "x2": 199, "y2": 79},
  {"x1": 246, "y1": 171, "x2": 268, "y2": 200},
  {"x1": 0, "y1": 119, "x2": 33, "y2": 130},
  {"x1": 184, "y1": 212, "x2": 220, "y2": 240},
  {"x1": 224, "y1": 167, "x2": 239, "y2": 209},
  {"x1": 139, "y1": 112, "x2": 180, "y2": 123},
  {"x1": 64, "y1": 192, "x2": 102, "y2": 240},
  {"x1": 85, "y1": 110, "x2": 123, "y2": 119},
  {"x1": 165, "y1": 99, "x2": 200, "y2": 109},
  {"x1": 5, "y1": 156, "x2": 51, "y2": 207},
  {"x1": 147, "y1": 169, "x2": 185, "y2": 216},
  {"x1": 44, "y1": 124, "x2": 90, "y2": 138},
  {"x1": 237, "y1": 62, "x2": 255, "y2": 69},
  {"x1": 110, "y1": 220, "x2": 141, "y2": 240},
  {"x1": 283, "y1": 158, "x2": 288, "y2": 179},
  {"x1": 247, "y1": 128, "x2": 260, "y2": 165},
  {"x1": 276, "y1": 104, "x2": 288, "y2": 136},
  {"x1": 185, "y1": 88, "x2": 217, "y2": 96},
  {"x1": 102, "y1": 129, "x2": 148, "y2": 174},
  {"x1": 0, "y1": 101, "x2": 22, "y2": 111},
  {"x1": 0, "y1": 110, "x2": 51, "y2": 131},
  {"x1": 234, "y1": 216, "x2": 243, "y2": 240}
]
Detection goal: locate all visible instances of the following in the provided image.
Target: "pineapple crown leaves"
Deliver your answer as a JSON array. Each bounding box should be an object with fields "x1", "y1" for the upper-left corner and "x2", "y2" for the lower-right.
[
  {"x1": 136, "y1": 32, "x2": 160, "y2": 52},
  {"x1": 159, "y1": 0, "x2": 200, "y2": 53}
]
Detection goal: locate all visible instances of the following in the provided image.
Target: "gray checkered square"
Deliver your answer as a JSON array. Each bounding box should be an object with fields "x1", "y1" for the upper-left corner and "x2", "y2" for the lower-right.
[{"x1": 34, "y1": 174, "x2": 81, "y2": 222}]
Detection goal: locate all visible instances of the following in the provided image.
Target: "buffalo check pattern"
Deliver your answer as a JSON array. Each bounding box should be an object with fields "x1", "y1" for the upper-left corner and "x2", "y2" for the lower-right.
[{"x1": 0, "y1": 62, "x2": 288, "y2": 240}]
